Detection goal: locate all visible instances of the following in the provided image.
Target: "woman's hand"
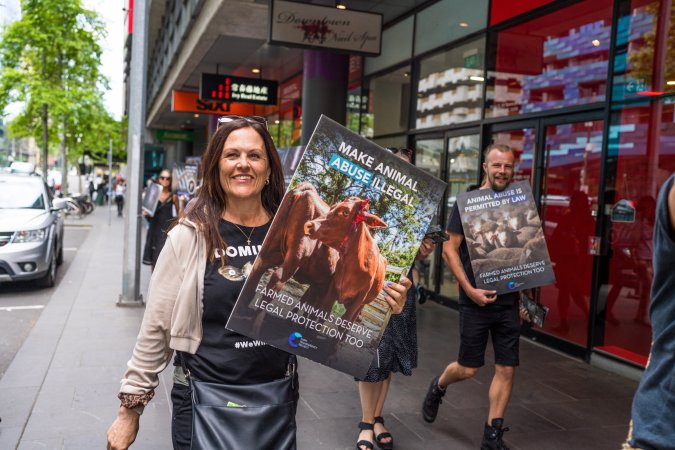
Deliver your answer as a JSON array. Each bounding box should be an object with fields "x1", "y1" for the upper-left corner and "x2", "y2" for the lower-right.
[
  {"x1": 383, "y1": 276, "x2": 413, "y2": 314},
  {"x1": 107, "y1": 406, "x2": 140, "y2": 450}
]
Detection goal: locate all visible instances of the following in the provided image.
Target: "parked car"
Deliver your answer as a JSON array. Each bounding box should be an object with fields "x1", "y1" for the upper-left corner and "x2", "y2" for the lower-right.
[{"x1": 0, "y1": 173, "x2": 67, "y2": 287}]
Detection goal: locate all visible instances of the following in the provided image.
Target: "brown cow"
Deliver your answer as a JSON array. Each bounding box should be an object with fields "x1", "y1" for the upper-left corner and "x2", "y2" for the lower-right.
[
  {"x1": 244, "y1": 182, "x2": 338, "y2": 304},
  {"x1": 304, "y1": 197, "x2": 388, "y2": 324}
]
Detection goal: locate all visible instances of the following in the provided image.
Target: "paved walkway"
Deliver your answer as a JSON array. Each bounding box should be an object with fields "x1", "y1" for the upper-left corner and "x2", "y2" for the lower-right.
[{"x1": 0, "y1": 206, "x2": 639, "y2": 449}]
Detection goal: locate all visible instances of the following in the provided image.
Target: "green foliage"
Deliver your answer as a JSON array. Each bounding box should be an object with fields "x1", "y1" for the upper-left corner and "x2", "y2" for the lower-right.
[{"x1": 0, "y1": 0, "x2": 125, "y2": 161}]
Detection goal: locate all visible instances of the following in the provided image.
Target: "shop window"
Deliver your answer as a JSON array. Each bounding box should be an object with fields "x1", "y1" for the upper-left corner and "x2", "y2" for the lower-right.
[
  {"x1": 416, "y1": 38, "x2": 485, "y2": 129},
  {"x1": 600, "y1": 99, "x2": 675, "y2": 365},
  {"x1": 414, "y1": 0, "x2": 488, "y2": 56},
  {"x1": 274, "y1": 75, "x2": 303, "y2": 147},
  {"x1": 485, "y1": 0, "x2": 613, "y2": 118},
  {"x1": 363, "y1": 66, "x2": 411, "y2": 138},
  {"x1": 364, "y1": 17, "x2": 413, "y2": 76},
  {"x1": 612, "y1": 0, "x2": 675, "y2": 101},
  {"x1": 347, "y1": 55, "x2": 366, "y2": 135}
]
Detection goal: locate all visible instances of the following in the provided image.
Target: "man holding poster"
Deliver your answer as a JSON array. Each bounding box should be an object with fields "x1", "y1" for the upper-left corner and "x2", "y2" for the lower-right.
[{"x1": 422, "y1": 144, "x2": 530, "y2": 450}]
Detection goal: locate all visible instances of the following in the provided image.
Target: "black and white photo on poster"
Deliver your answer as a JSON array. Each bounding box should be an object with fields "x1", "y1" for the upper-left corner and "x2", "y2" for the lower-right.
[
  {"x1": 456, "y1": 181, "x2": 556, "y2": 295},
  {"x1": 141, "y1": 182, "x2": 161, "y2": 217},
  {"x1": 226, "y1": 115, "x2": 446, "y2": 378}
]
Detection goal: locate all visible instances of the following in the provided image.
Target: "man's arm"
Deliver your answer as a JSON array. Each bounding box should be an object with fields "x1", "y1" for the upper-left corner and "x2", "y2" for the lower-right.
[{"x1": 442, "y1": 231, "x2": 497, "y2": 307}]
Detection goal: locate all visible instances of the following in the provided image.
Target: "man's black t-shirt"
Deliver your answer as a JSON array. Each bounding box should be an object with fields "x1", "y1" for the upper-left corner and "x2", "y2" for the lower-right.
[
  {"x1": 447, "y1": 201, "x2": 518, "y2": 308},
  {"x1": 180, "y1": 219, "x2": 290, "y2": 384}
]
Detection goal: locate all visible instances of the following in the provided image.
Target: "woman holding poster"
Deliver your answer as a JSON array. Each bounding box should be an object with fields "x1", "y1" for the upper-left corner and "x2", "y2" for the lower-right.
[
  {"x1": 142, "y1": 169, "x2": 180, "y2": 271},
  {"x1": 106, "y1": 115, "x2": 411, "y2": 450}
]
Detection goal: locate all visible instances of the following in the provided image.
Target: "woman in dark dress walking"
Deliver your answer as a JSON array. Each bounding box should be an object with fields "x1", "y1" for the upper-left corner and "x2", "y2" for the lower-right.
[
  {"x1": 142, "y1": 169, "x2": 179, "y2": 271},
  {"x1": 354, "y1": 147, "x2": 436, "y2": 450}
]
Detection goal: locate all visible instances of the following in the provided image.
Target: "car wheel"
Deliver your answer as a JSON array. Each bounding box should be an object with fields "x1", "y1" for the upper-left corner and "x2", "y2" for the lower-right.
[
  {"x1": 39, "y1": 248, "x2": 57, "y2": 288},
  {"x1": 56, "y1": 240, "x2": 64, "y2": 266}
]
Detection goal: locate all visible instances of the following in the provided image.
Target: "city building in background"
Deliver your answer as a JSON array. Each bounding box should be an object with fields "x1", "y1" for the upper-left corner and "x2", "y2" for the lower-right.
[{"x1": 124, "y1": 0, "x2": 674, "y2": 372}]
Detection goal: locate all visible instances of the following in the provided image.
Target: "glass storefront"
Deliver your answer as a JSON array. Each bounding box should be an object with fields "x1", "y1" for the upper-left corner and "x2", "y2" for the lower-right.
[
  {"x1": 360, "y1": 0, "x2": 674, "y2": 367},
  {"x1": 598, "y1": 99, "x2": 675, "y2": 364},
  {"x1": 539, "y1": 119, "x2": 604, "y2": 346},
  {"x1": 362, "y1": 66, "x2": 411, "y2": 139},
  {"x1": 416, "y1": 38, "x2": 485, "y2": 129},
  {"x1": 485, "y1": 0, "x2": 613, "y2": 118},
  {"x1": 437, "y1": 133, "x2": 481, "y2": 299}
]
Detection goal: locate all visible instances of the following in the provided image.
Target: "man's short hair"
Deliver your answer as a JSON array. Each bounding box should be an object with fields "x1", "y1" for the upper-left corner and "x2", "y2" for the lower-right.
[{"x1": 483, "y1": 143, "x2": 514, "y2": 161}]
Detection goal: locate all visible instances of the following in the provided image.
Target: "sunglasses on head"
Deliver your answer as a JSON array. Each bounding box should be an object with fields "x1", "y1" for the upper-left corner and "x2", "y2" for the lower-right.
[
  {"x1": 217, "y1": 115, "x2": 268, "y2": 130},
  {"x1": 386, "y1": 147, "x2": 413, "y2": 158}
]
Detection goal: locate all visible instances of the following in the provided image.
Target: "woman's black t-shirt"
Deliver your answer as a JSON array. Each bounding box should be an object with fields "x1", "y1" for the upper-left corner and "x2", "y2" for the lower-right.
[{"x1": 180, "y1": 219, "x2": 290, "y2": 384}]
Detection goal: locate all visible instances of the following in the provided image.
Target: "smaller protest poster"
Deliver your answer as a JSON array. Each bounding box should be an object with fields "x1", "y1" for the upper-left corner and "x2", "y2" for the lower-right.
[
  {"x1": 455, "y1": 181, "x2": 556, "y2": 294},
  {"x1": 520, "y1": 291, "x2": 549, "y2": 327},
  {"x1": 141, "y1": 183, "x2": 161, "y2": 217},
  {"x1": 172, "y1": 163, "x2": 199, "y2": 197}
]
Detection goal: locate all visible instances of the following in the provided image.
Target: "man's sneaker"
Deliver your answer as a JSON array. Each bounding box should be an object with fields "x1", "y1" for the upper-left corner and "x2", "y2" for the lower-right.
[
  {"x1": 480, "y1": 418, "x2": 511, "y2": 450},
  {"x1": 422, "y1": 376, "x2": 446, "y2": 423}
]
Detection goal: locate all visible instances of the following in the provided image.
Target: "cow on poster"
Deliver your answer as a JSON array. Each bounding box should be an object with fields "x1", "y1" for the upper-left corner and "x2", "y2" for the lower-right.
[
  {"x1": 455, "y1": 181, "x2": 556, "y2": 294},
  {"x1": 226, "y1": 115, "x2": 446, "y2": 379}
]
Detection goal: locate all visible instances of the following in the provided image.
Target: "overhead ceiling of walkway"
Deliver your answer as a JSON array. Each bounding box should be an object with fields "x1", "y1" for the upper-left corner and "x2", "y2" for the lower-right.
[{"x1": 146, "y1": 0, "x2": 430, "y2": 131}]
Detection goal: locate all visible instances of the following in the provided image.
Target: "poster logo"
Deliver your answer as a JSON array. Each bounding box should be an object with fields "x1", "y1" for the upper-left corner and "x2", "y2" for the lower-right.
[
  {"x1": 288, "y1": 332, "x2": 302, "y2": 348},
  {"x1": 507, "y1": 281, "x2": 524, "y2": 290}
]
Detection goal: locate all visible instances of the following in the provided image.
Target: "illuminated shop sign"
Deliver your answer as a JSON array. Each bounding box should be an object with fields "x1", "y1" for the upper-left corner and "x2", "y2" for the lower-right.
[
  {"x1": 200, "y1": 74, "x2": 278, "y2": 106},
  {"x1": 270, "y1": 0, "x2": 382, "y2": 56}
]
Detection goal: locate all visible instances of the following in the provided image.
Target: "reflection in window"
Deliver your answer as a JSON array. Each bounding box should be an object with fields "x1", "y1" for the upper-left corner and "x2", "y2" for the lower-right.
[
  {"x1": 600, "y1": 100, "x2": 675, "y2": 364},
  {"x1": 416, "y1": 39, "x2": 485, "y2": 129},
  {"x1": 612, "y1": 0, "x2": 675, "y2": 101},
  {"x1": 446, "y1": 134, "x2": 479, "y2": 208},
  {"x1": 363, "y1": 66, "x2": 411, "y2": 138},
  {"x1": 486, "y1": 0, "x2": 613, "y2": 117}
]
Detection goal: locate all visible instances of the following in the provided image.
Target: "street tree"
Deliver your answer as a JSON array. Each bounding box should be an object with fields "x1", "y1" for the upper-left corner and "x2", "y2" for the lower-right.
[{"x1": 0, "y1": 0, "x2": 124, "y2": 192}]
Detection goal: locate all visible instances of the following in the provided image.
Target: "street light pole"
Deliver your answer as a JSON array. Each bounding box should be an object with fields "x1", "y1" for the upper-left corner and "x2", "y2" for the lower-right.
[{"x1": 119, "y1": 0, "x2": 149, "y2": 306}]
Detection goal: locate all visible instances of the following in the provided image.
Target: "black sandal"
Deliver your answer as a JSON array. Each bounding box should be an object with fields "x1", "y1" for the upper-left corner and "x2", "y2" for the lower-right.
[
  {"x1": 356, "y1": 421, "x2": 375, "y2": 450},
  {"x1": 374, "y1": 416, "x2": 394, "y2": 450}
]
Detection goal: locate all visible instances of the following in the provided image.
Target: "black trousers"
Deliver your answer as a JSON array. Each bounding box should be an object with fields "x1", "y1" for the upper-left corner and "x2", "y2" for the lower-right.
[
  {"x1": 171, "y1": 383, "x2": 192, "y2": 450},
  {"x1": 115, "y1": 195, "x2": 124, "y2": 215}
]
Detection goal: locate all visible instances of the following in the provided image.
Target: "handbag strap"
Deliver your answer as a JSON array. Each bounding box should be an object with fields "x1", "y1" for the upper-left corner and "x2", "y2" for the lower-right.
[
  {"x1": 180, "y1": 351, "x2": 297, "y2": 387},
  {"x1": 178, "y1": 351, "x2": 192, "y2": 382}
]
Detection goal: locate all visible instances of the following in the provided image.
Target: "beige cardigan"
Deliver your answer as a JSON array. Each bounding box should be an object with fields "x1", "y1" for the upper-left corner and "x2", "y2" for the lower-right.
[{"x1": 119, "y1": 219, "x2": 206, "y2": 397}]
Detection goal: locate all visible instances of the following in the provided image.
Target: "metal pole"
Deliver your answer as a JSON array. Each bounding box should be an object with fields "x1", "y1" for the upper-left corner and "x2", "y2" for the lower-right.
[
  {"x1": 119, "y1": 0, "x2": 149, "y2": 306},
  {"x1": 108, "y1": 139, "x2": 112, "y2": 226}
]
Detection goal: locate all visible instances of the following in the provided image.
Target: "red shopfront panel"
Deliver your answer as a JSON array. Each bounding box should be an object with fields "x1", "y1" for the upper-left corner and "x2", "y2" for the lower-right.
[{"x1": 490, "y1": 0, "x2": 557, "y2": 25}]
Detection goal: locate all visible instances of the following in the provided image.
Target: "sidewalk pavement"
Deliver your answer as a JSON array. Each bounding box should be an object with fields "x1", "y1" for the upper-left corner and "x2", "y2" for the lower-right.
[{"x1": 0, "y1": 206, "x2": 639, "y2": 449}]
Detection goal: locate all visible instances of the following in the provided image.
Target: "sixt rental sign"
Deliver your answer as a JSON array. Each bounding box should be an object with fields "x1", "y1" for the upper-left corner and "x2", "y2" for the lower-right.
[{"x1": 200, "y1": 74, "x2": 278, "y2": 106}]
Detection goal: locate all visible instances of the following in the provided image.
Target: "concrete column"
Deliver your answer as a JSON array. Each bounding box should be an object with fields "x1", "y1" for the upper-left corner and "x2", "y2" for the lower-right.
[{"x1": 300, "y1": 50, "x2": 349, "y2": 145}]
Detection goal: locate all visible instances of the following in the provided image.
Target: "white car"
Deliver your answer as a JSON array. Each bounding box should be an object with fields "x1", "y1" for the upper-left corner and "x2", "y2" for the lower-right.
[{"x1": 0, "y1": 174, "x2": 67, "y2": 287}]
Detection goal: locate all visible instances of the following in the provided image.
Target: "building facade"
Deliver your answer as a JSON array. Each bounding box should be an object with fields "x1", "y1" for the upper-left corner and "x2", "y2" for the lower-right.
[{"x1": 128, "y1": 0, "x2": 675, "y2": 370}]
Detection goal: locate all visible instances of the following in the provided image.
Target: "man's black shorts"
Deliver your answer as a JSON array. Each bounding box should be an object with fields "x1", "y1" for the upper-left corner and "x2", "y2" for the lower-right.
[{"x1": 458, "y1": 304, "x2": 520, "y2": 368}]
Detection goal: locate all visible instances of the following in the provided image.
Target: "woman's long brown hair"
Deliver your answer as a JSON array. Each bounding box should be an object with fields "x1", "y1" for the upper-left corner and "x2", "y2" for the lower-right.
[{"x1": 182, "y1": 119, "x2": 285, "y2": 264}]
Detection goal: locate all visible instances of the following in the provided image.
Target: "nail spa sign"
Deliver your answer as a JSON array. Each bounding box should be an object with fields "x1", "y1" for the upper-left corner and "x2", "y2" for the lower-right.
[{"x1": 269, "y1": 0, "x2": 382, "y2": 56}]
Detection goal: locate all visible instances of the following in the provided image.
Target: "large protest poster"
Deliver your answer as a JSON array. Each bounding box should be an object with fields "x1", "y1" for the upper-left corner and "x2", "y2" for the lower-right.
[
  {"x1": 455, "y1": 181, "x2": 556, "y2": 294},
  {"x1": 227, "y1": 115, "x2": 446, "y2": 378}
]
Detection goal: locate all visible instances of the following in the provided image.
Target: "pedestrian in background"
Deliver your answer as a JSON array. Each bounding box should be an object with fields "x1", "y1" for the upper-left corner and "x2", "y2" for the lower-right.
[
  {"x1": 106, "y1": 115, "x2": 412, "y2": 450},
  {"x1": 421, "y1": 144, "x2": 530, "y2": 450},
  {"x1": 354, "y1": 147, "x2": 436, "y2": 450},
  {"x1": 623, "y1": 173, "x2": 675, "y2": 450},
  {"x1": 142, "y1": 169, "x2": 180, "y2": 271},
  {"x1": 114, "y1": 177, "x2": 126, "y2": 217}
]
